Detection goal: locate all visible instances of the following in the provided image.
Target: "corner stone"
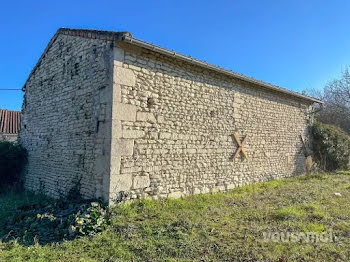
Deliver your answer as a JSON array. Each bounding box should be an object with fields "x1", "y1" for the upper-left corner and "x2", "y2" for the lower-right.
[
  {"x1": 111, "y1": 174, "x2": 132, "y2": 192},
  {"x1": 114, "y1": 67, "x2": 136, "y2": 87},
  {"x1": 122, "y1": 129, "x2": 145, "y2": 139},
  {"x1": 118, "y1": 139, "x2": 134, "y2": 156},
  {"x1": 114, "y1": 103, "x2": 137, "y2": 121},
  {"x1": 133, "y1": 175, "x2": 151, "y2": 189},
  {"x1": 136, "y1": 112, "x2": 157, "y2": 123}
]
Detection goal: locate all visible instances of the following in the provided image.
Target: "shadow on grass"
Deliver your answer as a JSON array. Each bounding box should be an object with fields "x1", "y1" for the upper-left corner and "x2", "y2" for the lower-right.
[
  {"x1": 0, "y1": 189, "x2": 108, "y2": 246},
  {"x1": 296, "y1": 172, "x2": 330, "y2": 181}
]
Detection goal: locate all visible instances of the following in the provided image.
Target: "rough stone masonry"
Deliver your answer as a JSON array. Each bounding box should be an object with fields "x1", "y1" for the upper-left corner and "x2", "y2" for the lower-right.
[{"x1": 19, "y1": 28, "x2": 322, "y2": 203}]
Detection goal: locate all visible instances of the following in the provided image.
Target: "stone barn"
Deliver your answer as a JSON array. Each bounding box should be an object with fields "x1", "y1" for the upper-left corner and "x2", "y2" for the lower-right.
[{"x1": 19, "y1": 28, "x2": 322, "y2": 203}]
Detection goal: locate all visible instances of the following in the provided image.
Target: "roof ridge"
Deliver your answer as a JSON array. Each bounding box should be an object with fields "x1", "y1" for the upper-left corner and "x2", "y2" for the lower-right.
[{"x1": 21, "y1": 28, "x2": 322, "y2": 104}]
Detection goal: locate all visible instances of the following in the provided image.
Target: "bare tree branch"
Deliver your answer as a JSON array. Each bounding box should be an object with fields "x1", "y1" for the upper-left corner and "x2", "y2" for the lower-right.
[{"x1": 306, "y1": 68, "x2": 350, "y2": 134}]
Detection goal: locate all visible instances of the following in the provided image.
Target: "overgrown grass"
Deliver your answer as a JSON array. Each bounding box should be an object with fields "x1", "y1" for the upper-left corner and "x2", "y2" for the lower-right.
[
  {"x1": 337, "y1": 170, "x2": 350, "y2": 175},
  {"x1": 1, "y1": 173, "x2": 350, "y2": 261},
  {"x1": 0, "y1": 188, "x2": 46, "y2": 228}
]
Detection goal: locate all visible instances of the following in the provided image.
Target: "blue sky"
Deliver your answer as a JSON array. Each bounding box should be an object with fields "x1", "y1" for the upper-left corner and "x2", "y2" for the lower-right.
[{"x1": 1, "y1": 0, "x2": 350, "y2": 110}]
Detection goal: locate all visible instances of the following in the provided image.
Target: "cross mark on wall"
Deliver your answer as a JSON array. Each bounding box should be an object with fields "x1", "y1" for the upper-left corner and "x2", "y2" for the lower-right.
[{"x1": 232, "y1": 132, "x2": 248, "y2": 160}]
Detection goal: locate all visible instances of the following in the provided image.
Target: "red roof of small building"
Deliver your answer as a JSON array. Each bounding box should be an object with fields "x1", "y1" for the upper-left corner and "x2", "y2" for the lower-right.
[{"x1": 0, "y1": 109, "x2": 20, "y2": 134}]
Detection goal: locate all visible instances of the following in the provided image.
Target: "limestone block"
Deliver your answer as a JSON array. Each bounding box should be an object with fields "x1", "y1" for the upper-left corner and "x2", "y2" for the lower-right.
[
  {"x1": 95, "y1": 155, "x2": 109, "y2": 174},
  {"x1": 234, "y1": 98, "x2": 244, "y2": 104},
  {"x1": 226, "y1": 184, "x2": 236, "y2": 190},
  {"x1": 156, "y1": 115, "x2": 165, "y2": 123},
  {"x1": 143, "y1": 166, "x2": 162, "y2": 172},
  {"x1": 114, "y1": 103, "x2": 137, "y2": 121},
  {"x1": 114, "y1": 47, "x2": 125, "y2": 64},
  {"x1": 201, "y1": 187, "x2": 210, "y2": 194},
  {"x1": 121, "y1": 166, "x2": 142, "y2": 174},
  {"x1": 128, "y1": 64, "x2": 141, "y2": 71},
  {"x1": 110, "y1": 156, "x2": 121, "y2": 174},
  {"x1": 133, "y1": 174, "x2": 151, "y2": 189},
  {"x1": 114, "y1": 67, "x2": 136, "y2": 87},
  {"x1": 185, "y1": 148, "x2": 196, "y2": 154},
  {"x1": 111, "y1": 174, "x2": 132, "y2": 192},
  {"x1": 148, "y1": 132, "x2": 159, "y2": 140},
  {"x1": 159, "y1": 132, "x2": 172, "y2": 139},
  {"x1": 179, "y1": 134, "x2": 190, "y2": 140},
  {"x1": 193, "y1": 188, "x2": 201, "y2": 195},
  {"x1": 232, "y1": 102, "x2": 241, "y2": 108},
  {"x1": 122, "y1": 129, "x2": 145, "y2": 139},
  {"x1": 136, "y1": 112, "x2": 157, "y2": 123},
  {"x1": 118, "y1": 139, "x2": 134, "y2": 156},
  {"x1": 233, "y1": 113, "x2": 241, "y2": 119},
  {"x1": 113, "y1": 85, "x2": 122, "y2": 103},
  {"x1": 168, "y1": 191, "x2": 184, "y2": 199},
  {"x1": 99, "y1": 88, "x2": 112, "y2": 104},
  {"x1": 73, "y1": 150, "x2": 84, "y2": 155}
]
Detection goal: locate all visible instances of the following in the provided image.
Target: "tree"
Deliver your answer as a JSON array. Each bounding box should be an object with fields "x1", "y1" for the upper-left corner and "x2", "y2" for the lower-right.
[{"x1": 307, "y1": 69, "x2": 350, "y2": 134}]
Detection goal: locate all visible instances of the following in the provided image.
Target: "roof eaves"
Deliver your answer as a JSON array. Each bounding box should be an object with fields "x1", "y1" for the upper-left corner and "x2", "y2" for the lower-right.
[{"x1": 119, "y1": 35, "x2": 323, "y2": 104}]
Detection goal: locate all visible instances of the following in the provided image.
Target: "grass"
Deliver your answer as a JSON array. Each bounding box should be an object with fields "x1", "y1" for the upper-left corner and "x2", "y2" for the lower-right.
[
  {"x1": 337, "y1": 169, "x2": 350, "y2": 175},
  {"x1": 1, "y1": 173, "x2": 350, "y2": 261}
]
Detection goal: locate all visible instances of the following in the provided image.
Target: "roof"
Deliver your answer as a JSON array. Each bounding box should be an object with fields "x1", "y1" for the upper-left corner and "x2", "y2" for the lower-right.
[
  {"x1": 22, "y1": 28, "x2": 323, "y2": 104},
  {"x1": 0, "y1": 109, "x2": 20, "y2": 134}
]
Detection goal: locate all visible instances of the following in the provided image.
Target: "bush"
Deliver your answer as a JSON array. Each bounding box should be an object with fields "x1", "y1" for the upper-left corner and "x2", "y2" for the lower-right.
[
  {"x1": 311, "y1": 122, "x2": 350, "y2": 171},
  {"x1": 0, "y1": 142, "x2": 27, "y2": 191}
]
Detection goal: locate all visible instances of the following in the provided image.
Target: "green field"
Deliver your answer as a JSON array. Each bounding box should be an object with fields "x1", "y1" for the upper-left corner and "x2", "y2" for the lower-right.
[{"x1": 1, "y1": 173, "x2": 350, "y2": 261}]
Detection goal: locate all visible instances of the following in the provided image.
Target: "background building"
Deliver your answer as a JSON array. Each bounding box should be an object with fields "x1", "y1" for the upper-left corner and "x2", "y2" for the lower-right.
[{"x1": 0, "y1": 109, "x2": 20, "y2": 142}]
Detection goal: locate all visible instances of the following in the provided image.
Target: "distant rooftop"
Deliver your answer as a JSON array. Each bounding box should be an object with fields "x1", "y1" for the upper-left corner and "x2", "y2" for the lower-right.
[{"x1": 0, "y1": 109, "x2": 20, "y2": 134}]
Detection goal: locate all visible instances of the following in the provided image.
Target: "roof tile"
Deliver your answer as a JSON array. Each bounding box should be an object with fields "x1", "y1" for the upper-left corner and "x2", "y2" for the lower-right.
[{"x1": 0, "y1": 109, "x2": 20, "y2": 134}]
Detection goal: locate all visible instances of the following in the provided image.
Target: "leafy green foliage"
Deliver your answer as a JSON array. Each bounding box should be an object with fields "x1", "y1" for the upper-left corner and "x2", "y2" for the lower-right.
[
  {"x1": 69, "y1": 201, "x2": 108, "y2": 237},
  {"x1": 312, "y1": 121, "x2": 350, "y2": 171},
  {"x1": 1, "y1": 199, "x2": 108, "y2": 245},
  {"x1": 0, "y1": 142, "x2": 27, "y2": 191}
]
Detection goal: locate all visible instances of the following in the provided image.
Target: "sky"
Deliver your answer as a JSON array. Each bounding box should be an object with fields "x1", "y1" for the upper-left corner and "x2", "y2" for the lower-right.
[{"x1": 1, "y1": 0, "x2": 350, "y2": 111}]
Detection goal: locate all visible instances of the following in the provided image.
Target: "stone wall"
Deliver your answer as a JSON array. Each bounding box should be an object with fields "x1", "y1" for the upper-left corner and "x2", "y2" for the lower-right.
[
  {"x1": 19, "y1": 34, "x2": 114, "y2": 200},
  {"x1": 109, "y1": 43, "x2": 314, "y2": 201}
]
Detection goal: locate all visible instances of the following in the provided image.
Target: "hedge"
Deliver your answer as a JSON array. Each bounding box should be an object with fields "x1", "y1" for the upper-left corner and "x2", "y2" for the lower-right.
[
  {"x1": 0, "y1": 141, "x2": 27, "y2": 191},
  {"x1": 311, "y1": 122, "x2": 350, "y2": 171}
]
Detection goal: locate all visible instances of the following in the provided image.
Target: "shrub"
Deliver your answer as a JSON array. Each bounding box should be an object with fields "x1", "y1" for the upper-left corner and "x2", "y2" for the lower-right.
[
  {"x1": 311, "y1": 122, "x2": 350, "y2": 171},
  {"x1": 0, "y1": 142, "x2": 27, "y2": 191}
]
